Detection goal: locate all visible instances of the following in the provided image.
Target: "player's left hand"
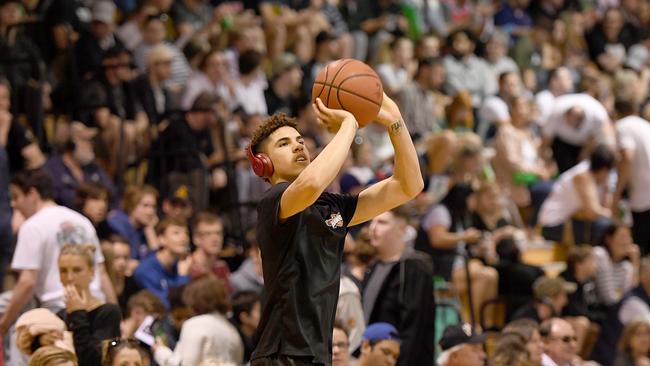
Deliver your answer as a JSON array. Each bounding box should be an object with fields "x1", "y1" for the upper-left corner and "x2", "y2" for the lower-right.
[{"x1": 313, "y1": 98, "x2": 356, "y2": 133}]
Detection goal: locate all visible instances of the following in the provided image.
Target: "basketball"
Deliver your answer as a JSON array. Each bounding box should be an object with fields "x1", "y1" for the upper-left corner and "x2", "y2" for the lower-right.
[{"x1": 312, "y1": 59, "x2": 384, "y2": 127}]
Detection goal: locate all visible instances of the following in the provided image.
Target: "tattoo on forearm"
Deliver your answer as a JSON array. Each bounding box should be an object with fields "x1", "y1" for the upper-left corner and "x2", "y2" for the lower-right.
[{"x1": 390, "y1": 120, "x2": 402, "y2": 134}]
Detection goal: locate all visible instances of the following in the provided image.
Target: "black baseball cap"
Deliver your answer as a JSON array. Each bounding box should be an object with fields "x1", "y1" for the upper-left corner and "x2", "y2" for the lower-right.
[{"x1": 439, "y1": 323, "x2": 486, "y2": 351}]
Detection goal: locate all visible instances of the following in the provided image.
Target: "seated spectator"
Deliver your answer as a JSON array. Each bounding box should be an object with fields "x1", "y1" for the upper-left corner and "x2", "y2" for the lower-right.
[
  {"x1": 107, "y1": 185, "x2": 159, "y2": 260},
  {"x1": 337, "y1": 275, "x2": 365, "y2": 353},
  {"x1": 478, "y1": 71, "x2": 522, "y2": 140},
  {"x1": 161, "y1": 186, "x2": 194, "y2": 224},
  {"x1": 502, "y1": 319, "x2": 544, "y2": 366},
  {"x1": 493, "y1": 0, "x2": 533, "y2": 39},
  {"x1": 181, "y1": 50, "x2": 234, "y2": 111},
  {"x1": 103, "y1": 236, "x2": 141, "y2": 314},
  {"x1": 592, "y1": 257, "x2": 650, "y2": 366},
  {"x1": 133, "y1": 218, "x2": 191, "y2": 310},
  {"x1": 116, "y1": 4, "x2": 159, "y2": 50},
  {"x1": 484, "y1": 31, "x2": 520, "y2": 95},
  {"x1": 376, "y1": 37, "x2": 416, "y2": 97},
  {"x1": 437, "y1": 323, "x2": 486, "y2": 366},
  {"x1": 535, "y1": 67, "x2": 574, "y2": 127},
  {"x1": 132, "y1": 44, "x2": 175, "y2": 128},
  {"x1": 512, "y1": 276, "x2": 576, "y2": 324},
  {"x1": 301, "y1": 31, "x2": 341, "y2": 98},
  {"x1": 586, "y1": 7, "x2": 638, "y2": 73},
  {"x1": 120, "y1": 290, "x2": 167, "y2": 340},
  {"x1": 559, "y1": 245, "x2": 605, "y2": 323},
  {"x1": 44, "y1": 122, "x2": 116, "y2": 211},
  {"x1": 189, "y1": 212, "x2": 231, "y2": 291},
  {"x1": 615, "y1": 321, "x2": 650, "y2": 366},
  {"x1": 332, "y1": 322, "x2": 352, "y2": 366},
  {"x1": 540, "y1": 318, "x2": 585, "y2": 366},
  {"x1": 75, "y1": 183, "x2": 113, "y2": 241},
  {"x1": 101, "y1": 338, "x2": 150, "y2": 366},
  {"x1": 339, "y1": 140, "x2": 375, "y2": 196},
  {"x1": 133, "y1": 14, "x2": 191, "y2": 86},
  {"x1": 342, "y1": 228, "x2": 375, "y2": 291},
  {"x1": 538, "y1": 146, "x2": 615, "y2": 245},
  {"x1": 58, "y1": 244, "x2": 121, "y2": 366},
  {"x1": 443, "y1": 29, "x2": 491, "y2": 107},
  {"x1": 356, "y1": 323, "x2": 401, "y2": 366},
  {"x1": 231, "y1": 291, "x2": 260, "y2": 363},
  {"x1": 265, "y1": 53, "x2": 303, "y2": 116},
  {"x1": 593, "y1": 224, "x2": 640, "y2": 306},
  {"x1": 494, "y1": 96, "x2": 554, "y2": 225},
  {"x1": 15, "y1": 308, "x2": 74, "y2": 358},
  {"x1": 230, "y1": 245, "x2": 263, "y2": 295},
  {"x1": 154, "y1": 275, "x2": 243, "y2": 365},
  {"x1": 490, "y1": 332, "x2": 534, "y2": 366},
  {"x1": 0, "y1": 78, "x2": 45, "y2": 174},
  {"x1": 28, "y1": 346, "x2": 78, "y2": 366},
  {"x1": 234, "y1": 50, "x2": 267, "y2": 116}
]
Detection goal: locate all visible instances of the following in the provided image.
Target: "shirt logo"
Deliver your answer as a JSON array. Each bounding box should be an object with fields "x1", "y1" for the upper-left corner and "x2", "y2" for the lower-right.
[{"x1": 325, "y1": 212, "x2": 344, "y2": 229}]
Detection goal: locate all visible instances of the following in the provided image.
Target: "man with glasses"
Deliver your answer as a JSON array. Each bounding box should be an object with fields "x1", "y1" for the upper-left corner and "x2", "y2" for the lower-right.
[
  {"x1": 332, "y1": 322, "x2": 351, "y2": 366},
  {"x1": 540, "y1": 318, "x2": 582, "y2": 366}
]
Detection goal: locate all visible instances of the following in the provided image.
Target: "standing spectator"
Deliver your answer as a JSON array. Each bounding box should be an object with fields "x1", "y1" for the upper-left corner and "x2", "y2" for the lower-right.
[
  {"x1": 43, "y1": 122, "x2": 116, "y2": 210},
  {"x1": 356, "y1": 323, "x2": 401, "y2": 366},
  {"x1": 0, "y1": 169, "x2": 115, "y2": 336},
  {"x1": 615, "y1": 321, "x2": 650, "y2": 366},
  {"x1": 363, "y1": 208, "x2": 434, "y2": 366},
  {"x1": 189, "y1": 212, "x2": 231, "y2": 290},
  {"x1": 133, "y1": 218, "x2": 192, "y2": 310},
  {"x1": 541, "y1": 93, "x2": 611, "y2": 173},
  {"x1": 107, "y1": 185, "x2": 159, "y2": 260},
  {"x1": 153, "y1": 275, "x2": 244, "y2": 365},
  {"x1": 593, "y1": 224, "x2": 640, "y2": 306},
  {"x1": 612, "y1": 99, "x2": 650, "y2": 254},
  {"x1": 443, "y1": 29, "x2": 491, "y2": 107},
  {"x1": 133, "y1": 44, "x2": 175, "y2": 128},
  {"x1": 538, "y1": 146, "x2": 615, "y2": 245},
  {"x1": 58, "y1": 244, "x2": 121, "y2": 366},
  {"x1": 231, "y1": 291, "x2": 261, "y2": 364},
  {"x1": 437, "y1": 323, "x2": 487, "y2": 366}
]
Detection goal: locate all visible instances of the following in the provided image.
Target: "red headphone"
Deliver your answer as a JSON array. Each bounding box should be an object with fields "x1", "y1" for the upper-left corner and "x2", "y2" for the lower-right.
[{"x1": 247, "y1": 144, "x2": 274, "y2": 178}]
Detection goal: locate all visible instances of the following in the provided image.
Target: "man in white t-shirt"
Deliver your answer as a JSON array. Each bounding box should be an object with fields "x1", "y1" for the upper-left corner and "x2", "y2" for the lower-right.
[
  {"x1": 542, "y1": 93, "x2": 612, "y2": 173},
  {"x1": 478, "y1": 71, "x2": 522, "y2": 141},
  {"x1": 535, "y1": 67, "x2": 574, "y2": 127},
  {"x1": 613, "y1": 99, "x2": 650, "y2": 254},
  {"x1": 0, "y1": 169, "x2": 116, "y2": 336}
]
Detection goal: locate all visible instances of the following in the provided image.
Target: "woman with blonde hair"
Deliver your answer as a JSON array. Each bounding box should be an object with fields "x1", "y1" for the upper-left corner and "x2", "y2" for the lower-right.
[
  {"x1": 615, "y1": 321, "x2": 650, "y2": 366},
  {"x1": 491, "y1": 333, "x2": 535, "y2": 366},
  {"x1": 59, "y1": 244, "x2": 121, "y2": 366},
  {"x1": 28, "y1": 346, "x2": 78, "y2": 366}
]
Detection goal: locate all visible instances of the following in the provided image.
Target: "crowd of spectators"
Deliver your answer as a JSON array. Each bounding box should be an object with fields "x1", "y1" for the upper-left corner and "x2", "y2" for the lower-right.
[{"x1": 4, "y1": 0, "x2": 650, "y2": 365}]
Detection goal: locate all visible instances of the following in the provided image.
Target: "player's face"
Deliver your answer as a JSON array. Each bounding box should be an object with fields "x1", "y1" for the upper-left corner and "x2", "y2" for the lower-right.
[{"x1": 265, "y1": 126, "x2": 311, "y2": 182}]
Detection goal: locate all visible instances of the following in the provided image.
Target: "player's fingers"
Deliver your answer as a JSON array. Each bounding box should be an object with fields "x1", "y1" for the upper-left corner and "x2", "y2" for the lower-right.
[{"x1": 315, "y1": 98, "x2": 333, "y2": 118}]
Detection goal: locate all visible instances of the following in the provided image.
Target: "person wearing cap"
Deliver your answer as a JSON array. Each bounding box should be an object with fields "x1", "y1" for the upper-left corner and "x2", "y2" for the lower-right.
[
  {"x1": 74, "y1": 0, "x2": 124, "y2": 79},
  {"x1": 146, "y1": 92, "x2": 219, "y2": 210},
  {"x1": 513, "y1": 276, "x2": 578, "y2": 323},
  {"x1": 363, "y1": 206, "x2": 434, "y2": 366},
  {"x1": 437, "y1": 323, "x2": 486, "y2": 366},
  {"x1": 43, "y1": 121, "x2": 116, "y2": 210},
  {"x1": 265, "y1": 52, "x2": 303, "y2": 116},
  {"x1": 357, "y1": 323, "x2": 401, "y2": 366},
  {"x1": 161, "y1": 185, "x2": 194, "y2": 223}
]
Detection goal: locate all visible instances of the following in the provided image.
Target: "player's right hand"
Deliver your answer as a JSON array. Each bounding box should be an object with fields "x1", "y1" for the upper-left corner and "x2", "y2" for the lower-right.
[{"x1": 313, "y1": 98, "x2": 357, "y2": 133}]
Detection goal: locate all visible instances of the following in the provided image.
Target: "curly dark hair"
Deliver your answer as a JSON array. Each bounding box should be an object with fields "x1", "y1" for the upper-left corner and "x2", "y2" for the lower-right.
[{"x1": 249, "y1": 113, "x2": 298, "y2": 154}]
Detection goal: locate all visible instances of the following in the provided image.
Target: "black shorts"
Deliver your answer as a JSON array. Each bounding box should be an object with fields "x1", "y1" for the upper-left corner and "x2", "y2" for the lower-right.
[{"x1": 250, "y1": 355, "x2": 325, "y2": 366}]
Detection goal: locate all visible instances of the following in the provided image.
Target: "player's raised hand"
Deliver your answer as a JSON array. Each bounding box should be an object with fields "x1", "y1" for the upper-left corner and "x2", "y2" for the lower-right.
[{"x1": 313, "y1": 98, "x2": 357, "y2": 133}]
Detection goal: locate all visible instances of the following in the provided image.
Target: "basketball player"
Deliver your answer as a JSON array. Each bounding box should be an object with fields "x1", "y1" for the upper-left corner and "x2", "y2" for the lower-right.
[{"x1": 247, "y1": 93, "x2": 423, "y2": 366}]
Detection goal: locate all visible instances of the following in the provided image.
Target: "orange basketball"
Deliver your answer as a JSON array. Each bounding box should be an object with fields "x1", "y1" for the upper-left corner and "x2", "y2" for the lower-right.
[{"x1": 312, "y1": 59, "x2": 384, "y2": 127}]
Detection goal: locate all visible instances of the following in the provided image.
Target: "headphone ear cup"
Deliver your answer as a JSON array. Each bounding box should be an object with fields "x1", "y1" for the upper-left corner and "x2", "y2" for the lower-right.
[{"x1": 256, "y1": 152, "x2": 274, "y2": 178}]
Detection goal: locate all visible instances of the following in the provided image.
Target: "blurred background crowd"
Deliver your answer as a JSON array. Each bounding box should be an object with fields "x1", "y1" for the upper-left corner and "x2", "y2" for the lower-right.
[{"x1": 3, "y1": 0, "x2": 650, "y2": 365}]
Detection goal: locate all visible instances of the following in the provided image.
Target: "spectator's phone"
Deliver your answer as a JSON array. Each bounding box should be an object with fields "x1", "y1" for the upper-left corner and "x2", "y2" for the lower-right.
[{"x1": 133, "y1": 315, "x2": 156, "y2": 346}]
